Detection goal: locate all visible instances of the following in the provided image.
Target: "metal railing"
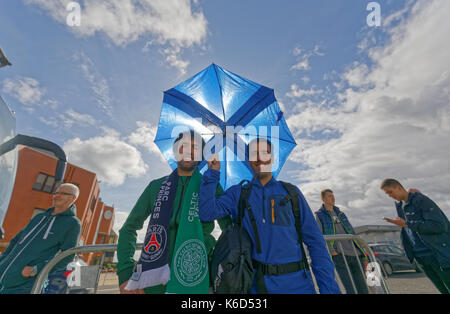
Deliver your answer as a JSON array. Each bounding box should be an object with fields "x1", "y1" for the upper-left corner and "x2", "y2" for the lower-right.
[
  {"x1": 31, "y1": 235, "x2": 389, "y2": 294},
  {"x1": 31, "y1": 244, "x2": 141, "y2": 294},
  {"x1": 321, "y1": 234, "x2": 390, "y2": 294}
]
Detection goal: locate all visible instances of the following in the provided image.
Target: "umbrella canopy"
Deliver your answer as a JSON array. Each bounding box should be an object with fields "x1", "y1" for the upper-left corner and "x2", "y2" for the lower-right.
[{"x1": 154, "y1": 64, "x2": 296, "y2": 189}]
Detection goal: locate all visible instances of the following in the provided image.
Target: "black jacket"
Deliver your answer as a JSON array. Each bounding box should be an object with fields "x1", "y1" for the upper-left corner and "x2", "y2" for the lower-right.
[{"x1": 396, "y1": 193, "x2": 450, "y2": 268}]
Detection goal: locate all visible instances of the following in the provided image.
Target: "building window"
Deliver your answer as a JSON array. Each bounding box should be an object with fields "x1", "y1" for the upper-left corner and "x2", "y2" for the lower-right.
[
  {"x1": 90, "y1": 197, "x2": 96, "y2": 212},
  {"x1": 33, "y1": 173, "x2": 47, "y2": 190},
  {"x1": 108, "y1": 235, "x2": 117, "y2": 244},
  {"x1": 81, "y1": 220, "x2": 89, "y2": 238},
  {"x1": 43, "y1": 176, "x2": 55, "y2": 193},
  {"x1": 33, "y1": 173, "x2": 57, "y2": 194}
]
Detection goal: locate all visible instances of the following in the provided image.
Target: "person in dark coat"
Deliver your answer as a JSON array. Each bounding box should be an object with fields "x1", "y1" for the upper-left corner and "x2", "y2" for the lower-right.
[{"x1": 381, "y1": 178, "x2": 450, "y2": 294}]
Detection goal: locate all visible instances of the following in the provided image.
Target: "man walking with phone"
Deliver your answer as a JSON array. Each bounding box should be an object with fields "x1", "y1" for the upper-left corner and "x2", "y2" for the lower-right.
[{"x1": 381, "y1": 178, "x2": 450, "y2": 294}]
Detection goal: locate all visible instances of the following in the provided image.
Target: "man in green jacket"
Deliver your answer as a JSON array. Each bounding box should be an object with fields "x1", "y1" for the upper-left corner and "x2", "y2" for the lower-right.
[
  {"x1": 117, "y1": 130, "x2": 230, "y2": 294},
  {"x1": 0, "y1": 183, "x2": 81, "y2": 294}
]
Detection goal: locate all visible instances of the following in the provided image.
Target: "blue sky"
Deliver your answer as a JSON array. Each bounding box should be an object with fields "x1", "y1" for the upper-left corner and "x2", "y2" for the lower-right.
[{"x1": 1, "y1": 0, "x2": 449, "y2": 237}]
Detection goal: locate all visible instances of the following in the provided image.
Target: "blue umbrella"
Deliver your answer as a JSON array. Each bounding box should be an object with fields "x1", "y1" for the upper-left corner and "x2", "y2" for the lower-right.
[{"x1": 154, "y1": 64, "x2": 296, "y2": 189}]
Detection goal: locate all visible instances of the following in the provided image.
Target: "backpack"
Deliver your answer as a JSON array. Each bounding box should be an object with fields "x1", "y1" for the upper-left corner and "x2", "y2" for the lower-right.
[
  {"x1": 210, "y1": 181, "x2": 258, "y2": 294},
  {"x1": 209, "y1": 180, "x2": 309, "y2": 294}
]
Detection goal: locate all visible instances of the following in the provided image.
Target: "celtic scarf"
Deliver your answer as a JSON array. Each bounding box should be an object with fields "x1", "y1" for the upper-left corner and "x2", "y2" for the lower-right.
[{"x1": 125, "y1": 169, "x2": 209, "y2": 293}]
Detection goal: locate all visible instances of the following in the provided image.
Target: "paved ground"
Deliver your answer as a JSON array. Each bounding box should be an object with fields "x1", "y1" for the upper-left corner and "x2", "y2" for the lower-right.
[
  {"x1": 95, "y1": 270, "x2": 440, "y2": 294},
  {"x1": 97, "y1": 272, "x2": 120, "y2": 294},
  {"x1": 384, "y1": 270, "x2": 439, "y2": 294}
]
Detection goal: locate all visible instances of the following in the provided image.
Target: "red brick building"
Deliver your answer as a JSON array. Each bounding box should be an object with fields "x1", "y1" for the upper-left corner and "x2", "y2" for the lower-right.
[{"x1": 0, "y1": 146, "x2": 117, "y2": 265}]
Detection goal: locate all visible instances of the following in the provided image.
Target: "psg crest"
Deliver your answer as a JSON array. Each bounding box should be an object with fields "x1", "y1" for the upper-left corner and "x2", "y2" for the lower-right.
[{"x1": 142, "y1": 224, "x2": 167, "y2": 262}]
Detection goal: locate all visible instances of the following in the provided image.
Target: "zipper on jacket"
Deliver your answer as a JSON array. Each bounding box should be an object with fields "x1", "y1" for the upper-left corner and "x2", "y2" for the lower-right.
[
  {"x1": 0, "y1": 217, "x2": 52, "y2": 284},
  {"x1": 327, "y1": 210, "x2": 336, "y2": 235},
  {"x1": 18, "y1": 216, "x2": 47, "y2": 245},
  {"x1": 326, "y1": 210, "x2": 337, "y2": 250},
  {"x1": 336, "y1": 212, "x2": 365, "y2": 257},
  {"x1": 262, "y1": 188, "x2": 266, "y2": 224},
  {"x1": 43, "y1": 216, "x2": 56, "y2": 240}
]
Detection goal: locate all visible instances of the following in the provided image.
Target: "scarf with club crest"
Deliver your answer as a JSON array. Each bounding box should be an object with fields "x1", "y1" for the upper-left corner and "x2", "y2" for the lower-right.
[{"x1": 125, "y1": 169, "x2": 209, "y2": 293}]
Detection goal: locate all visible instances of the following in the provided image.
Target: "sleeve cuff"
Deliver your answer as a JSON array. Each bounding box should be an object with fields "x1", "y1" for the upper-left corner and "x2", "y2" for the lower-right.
[
  {"x1": 204, "y1": 168, "x2": 220, "y2": 183},
  {"x1": 117, "y1": 267, "x2": 134, "y2": 286},
  {"x1": 406, "y1": 221, "x2": 419, "y2": 232}
]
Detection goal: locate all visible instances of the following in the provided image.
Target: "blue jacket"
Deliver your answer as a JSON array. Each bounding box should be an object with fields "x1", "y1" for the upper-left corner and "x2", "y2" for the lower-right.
[
  {"x1": 396, "y1": 192, "x2": 450, "y2": 268},
  {"x1": 315, "y1": 205, "x2": 366, "y2": 257},
  {"x1": 199, "y1": 169, "x2": 341, "y2": 294}
]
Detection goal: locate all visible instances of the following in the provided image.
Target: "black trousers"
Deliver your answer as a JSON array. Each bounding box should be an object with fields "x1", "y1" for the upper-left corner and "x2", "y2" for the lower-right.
[
  {"x1": 332, "y1": 254, "x2": 369, "y2": 294},
  {"x1": 415, "y1": 255, "x2": 450, "y2": 294}
]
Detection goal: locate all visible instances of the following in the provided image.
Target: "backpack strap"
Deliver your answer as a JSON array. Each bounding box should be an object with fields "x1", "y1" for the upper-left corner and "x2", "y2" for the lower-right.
[
  {"x1": 280, "y1": 181, "x2": 310, "y2": 273},
  {"x1": 238, "y1": 180, "x2": 262, "y2": 254}
]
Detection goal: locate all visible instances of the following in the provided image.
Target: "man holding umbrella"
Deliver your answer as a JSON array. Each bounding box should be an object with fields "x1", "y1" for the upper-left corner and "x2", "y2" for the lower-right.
[
  {"x1": 117, "y1": 130, "x2": 230, "y2": 294},
  {"x1": 199, "y1": 137, "x2": 341, "y2": 294}
]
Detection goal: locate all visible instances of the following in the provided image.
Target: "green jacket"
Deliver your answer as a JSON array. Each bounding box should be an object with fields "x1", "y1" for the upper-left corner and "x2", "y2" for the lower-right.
[
  {"x1": 0, "y1": 205, "x2": 81, "y2": 293},
  {"x1": 117, "y1": 175, "x2": 230, "y2": 294}
]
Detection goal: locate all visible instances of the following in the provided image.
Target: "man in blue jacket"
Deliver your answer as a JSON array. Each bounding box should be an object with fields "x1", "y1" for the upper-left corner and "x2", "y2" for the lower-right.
[
  {"x1": 315, "y1": 189, "x2": 369, "y2": 294},
  {"x1": 381, "y1": 178, "x2": 450, "y2": 294},
  {"x1": 199, "y1": 138, "x2": 340, "y2": 294}
]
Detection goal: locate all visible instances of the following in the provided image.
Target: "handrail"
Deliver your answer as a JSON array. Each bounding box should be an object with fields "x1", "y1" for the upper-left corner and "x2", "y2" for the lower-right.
[
  {"x1": 31, "y1": 243, "x2": 142, "y2": 294},
  {"x1": 31, "y1": 235, "x2": 389, "y2": 294},
  {"x1": 322, "y1": 234, "x2": 390, "y2": 294}
]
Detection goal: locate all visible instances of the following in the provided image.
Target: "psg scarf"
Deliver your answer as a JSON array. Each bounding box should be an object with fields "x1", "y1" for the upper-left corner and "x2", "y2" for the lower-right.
[{"x1": 125, "y1": 169, "x2": 209, "y2": 293}]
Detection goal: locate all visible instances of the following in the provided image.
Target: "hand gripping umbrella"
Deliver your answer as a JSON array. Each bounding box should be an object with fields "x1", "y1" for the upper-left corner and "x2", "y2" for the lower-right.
[{"x1": 154, "y1": 64, "x2": 296, "y2": 189}]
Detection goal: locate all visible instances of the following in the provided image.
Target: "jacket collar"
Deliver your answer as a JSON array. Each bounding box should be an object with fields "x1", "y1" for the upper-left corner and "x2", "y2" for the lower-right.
[
  {"x1": 251, "y1": 175, "x2": 276, "y2": 188},
  {"x1": 320, "y1": 204, "x2": 341, "y2": 215},
  {"x1": 395, "y1": 192, "x2": 415, "y2": 208},
  {"x1": 46, "y1": 204, "x2": 77, "y2": 217}
]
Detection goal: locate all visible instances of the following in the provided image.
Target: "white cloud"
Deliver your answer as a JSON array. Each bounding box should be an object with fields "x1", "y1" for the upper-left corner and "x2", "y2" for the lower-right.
[
  {"x1": 39, "y1": 108, "x2": 98, "y2": 129},
  {"x1": 291, "y1": 59, "x2": 310, "y2": 72},
  {"x1": 113, "y1": 210, "x2": 148, "y2": 242},
  {"x1": 43, "y1": 99, "x2": 60, "y2": 110},
  {"x1": 290, "y1": 44, "x2": 324, "y2": 71},
  {"x1": 63, "y1": 130, "x2": 148, "y2": 186},
  {"x1": 73, "y1": 52, "x2": 113, "y2": 116},
  {"x1": 26, "y1": 0, "x2": 207, "y2": 46},
  {"x1": 160, "y1": 46, "x2": 190, "y2": 75},
  {"x1": 300, "y1": 76, "x2": 311, "y2": 85},
  {"x1": 39, "y1": 116, "x2": 59, "y2": 127},
  {"x1": 26, "y1": 0, "x2": 208, "y2": 73},
  {"x1": 2, "y1": 77, "x2": 45, "y2": 105},
  {"x1": 113, "y1": 210, "x2": 148, "y2": 260},
  {"x1": 286, "y1": 0, "x2": 450, "y2": 225},
  {"x1": 286, "y1": 84, "x2": 323, "y2": 99},
  {"x1": 61, "y1": 109, "x2": 97, "y2": 128},
  {"x1": 127, "y1": 121, "x2": 158, "y2": 153}
]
